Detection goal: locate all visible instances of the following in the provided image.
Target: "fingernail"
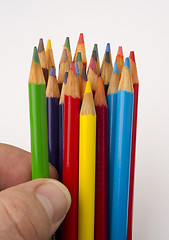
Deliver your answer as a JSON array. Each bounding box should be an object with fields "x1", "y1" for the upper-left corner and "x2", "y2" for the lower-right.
[{"x1": 35, "y1": 180, "x2": 71, "y2": 224}]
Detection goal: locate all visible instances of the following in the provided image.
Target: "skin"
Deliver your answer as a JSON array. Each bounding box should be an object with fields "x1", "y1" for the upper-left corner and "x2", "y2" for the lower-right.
[
  {"x1": 0, "y1": 143, "x2": 71, "y2": 240},
  {"x1": 0, "y1": 143, "x2": 58, "y2": 190}
]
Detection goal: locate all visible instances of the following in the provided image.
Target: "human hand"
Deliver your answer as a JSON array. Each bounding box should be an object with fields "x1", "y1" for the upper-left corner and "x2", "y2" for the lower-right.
[{"x1": 0, "y1": 143, "x2": 71, "y2": 240}]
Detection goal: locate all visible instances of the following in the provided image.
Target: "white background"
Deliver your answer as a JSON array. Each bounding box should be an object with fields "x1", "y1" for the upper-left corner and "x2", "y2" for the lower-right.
[{"x1": 0, "y1": 0, "x2": 169, "y2": 239}]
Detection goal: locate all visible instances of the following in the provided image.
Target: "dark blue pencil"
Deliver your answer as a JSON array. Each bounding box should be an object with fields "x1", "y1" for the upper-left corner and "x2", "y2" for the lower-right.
[{"x1": 46, "y1": 66, "x2": 60, "y2": 171}]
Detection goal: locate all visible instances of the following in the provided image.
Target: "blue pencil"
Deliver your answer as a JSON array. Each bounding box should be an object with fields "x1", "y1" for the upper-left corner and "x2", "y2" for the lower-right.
[
  {"x1": 110, "y1": 58, "x2": 134, "y2": 240},
  {"x1": 58, "y1": 71, "x2": 68, "y2": 181},
  {"x1": 107, "y1": 62, "x2": 120, "y2": 239},
  {"x1": 46, "y1": 66, "x2": 60, "y2": 171}
]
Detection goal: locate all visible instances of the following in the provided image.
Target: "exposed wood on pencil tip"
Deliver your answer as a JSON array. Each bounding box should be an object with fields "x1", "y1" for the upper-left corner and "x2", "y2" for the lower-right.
[
  {"x1": 29, "y1": 47, "x2": 45, "y2": 84},
  {"x1": 38, "y1": 38, "x2": 45, "y2": 52},
  {"x1": 59, "y1": 72, "x2": 68, "y2": 104},
  {"x1": 80, "y1": 81, "x2": 96, "y2": 115},
  {"x1": 94, "y1": 77, "x2": 107, "y2": 107},
  {"x1": 46, "y1": 68, "x2": 60, "y2": 98},
  {"x1": 107, "y1": 63, "x2": 120, "y2": 95},
  {"x1": 118, "y1": 58, "x2": 134, "y2": 93}
]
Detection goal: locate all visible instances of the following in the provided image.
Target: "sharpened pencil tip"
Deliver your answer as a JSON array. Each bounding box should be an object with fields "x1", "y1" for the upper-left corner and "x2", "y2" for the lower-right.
[
  {"x1": 49, "y1": 66, "x2": 56, "y2": 77},
  {"x1": 105, "y1": 52, "x2": 111, "y2": 63},
  {"x1": 90, "y1": 57, "x2": 97, "y2": 74},
  {"x1": 129, "y1": 51, "x2": 135, "y2": 63},
  {"x1": 38, "y1": 38, "x2": 44, "y2": 52},
  {"x1": 63, "y1": 72, "x2": 68, "y2": 84},
  {"x1": 32, "y1": 47, "x2": 40, "y2": 64},
  {"x1": 113, "y1": 62, "x2": 119, "y2": 74},
  {"x1": 81, "y1": 65, "x2": 87, "y2": 82},
  {"x1": 75, "y1": 61, "x2": 80, "y2": 77},
  {"x1": 46, "y1": 39, "x2": 52, "y2": 51},
  {"x1": 84, "y1": 81, "x2": 92, "y2": 94},
  {"x1": 117, "y1": 46, "x2": 123, "y2": 57},
  {"x1": 70, "y1": 62, "x2": 76, "y2": 75},
  {"x1": 64, "y1": 37, "x2": 71, "y2": 51},
  {"x1": 78, "y1": 33, "x2": 84, "y2": 44},
  {"x1": 76, "y1": 52, "x2": 82, "y2": 62},
  {"x1": 124, "y1": 58, "x2": 130, "y2": 71},
  {"x1": 92, "y1": 50, "x2": 97, "y2": 61},
  {"x1": 105, "y1": 43, "x2": 111, "y2": 53},
  {"x1": 93, "y1": 44, "x2": 99, "y2": 58}
]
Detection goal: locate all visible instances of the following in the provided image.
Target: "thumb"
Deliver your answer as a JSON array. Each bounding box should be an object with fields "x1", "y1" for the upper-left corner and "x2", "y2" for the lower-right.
[{"x1": 0, "y1": 178, "x2": 71, "y2": 240}]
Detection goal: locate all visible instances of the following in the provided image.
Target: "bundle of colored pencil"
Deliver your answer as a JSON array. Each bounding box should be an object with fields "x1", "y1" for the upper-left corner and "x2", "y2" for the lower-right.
[{"x1": 28, "y1": 34, "x2": 139, "y2": 240}]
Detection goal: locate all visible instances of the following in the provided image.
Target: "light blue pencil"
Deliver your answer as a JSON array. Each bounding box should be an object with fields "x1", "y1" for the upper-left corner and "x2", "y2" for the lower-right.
[
  {"x1": 110, "y1": 58, "x2": 134, "y2": 240},
  {"x1": 107, "y1": 62, "x2": 120, "y2": 239}
]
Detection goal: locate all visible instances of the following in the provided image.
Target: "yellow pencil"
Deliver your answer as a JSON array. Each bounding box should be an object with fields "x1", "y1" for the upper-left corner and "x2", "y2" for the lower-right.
[
  {"x1": 45, "y1": 39, "x2": 55, "y2": 73},
  {"x1": 78, "y1": 81, "x2": 96, "y2": 240}
]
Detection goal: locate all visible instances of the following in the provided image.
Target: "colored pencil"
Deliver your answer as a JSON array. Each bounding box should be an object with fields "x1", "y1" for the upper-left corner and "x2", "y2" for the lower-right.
[
  {"x1": 62, "y1": 62, "x2": 80, "y2": 240},
  {"x1": 73, "y1": 33, "x2": 87, "y2": 68},
  {"x1": 101, "y1": 43, "x2": 112, "y2": 73},
  {"x1": 101, "y1": 50, "x2": 113, "y2": 94},
  {"x1": 28, "y1": 47, "x2": 49, "y2": 179},
  {"x1": 115, "y1": 46, "x2": 124, "y2": 79},
  {"x1": 110, "y1": 58, "x2": 134, "y2": 240},
  {"x1": 94, "y1": 77, "x2": 108, "y2": 240},
  {"x1": 93, "y1": 44, "x2": 100, "y2": 76},
  {"x1": 46, "y1": 66, "x2": 60, "y2": 171},
  {"x1": 59, "y1": 37, "x2": 72, "y2": 68},
  {"x1": 59, "y1": 72, "x2": 68, "y2": 182},
  {"x1": 76, "y1": 52, "x2": 83, "y2": 76},
  {"x1": 107, "y1": 62, "x2": 120, "y2": 239},
  {"x1": 38, "y1": 38, "x2": 48, "y2": 85},
  {"x1": 58, "y1": 49, "x2": 70, "y2": 92},
  {"x1": 79, "y1": 65, "x2": 87, "y2": 99},
  {"x1": 87, "y1": 56, "x2": 98, "y2": 95},
  {"x1": 78, "y1": 81, "x2": 96, "y2": 240},
  {"x1": 75, "y1": 60, "x2": 80, "y2": 78},
  {"x1": 46, "y1": 39, "x2": 55, "y2": 73},
  {"x1": 127, "y1": 51, "x2": 139, "y2": 240}
]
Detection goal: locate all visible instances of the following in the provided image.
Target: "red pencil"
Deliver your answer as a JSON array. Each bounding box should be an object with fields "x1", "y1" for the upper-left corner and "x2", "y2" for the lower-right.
[
  {"x1": 62, "y1": 62, "x2": 80, "y2": 240},
  {"x1": 127, "y1": 51, "x2": 139, "y2": 240},
  {"x1": 73, "y1": 33, "x2": 87, "y2": 68},
  {"x1": 94, "y1": 76, "x2": 108, "y2": 240}
]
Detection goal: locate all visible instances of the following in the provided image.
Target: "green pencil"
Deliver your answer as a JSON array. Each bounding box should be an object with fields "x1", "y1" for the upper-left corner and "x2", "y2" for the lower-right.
[{"x1": 28, "y1": 47, "x2": 49, "y2": 179}]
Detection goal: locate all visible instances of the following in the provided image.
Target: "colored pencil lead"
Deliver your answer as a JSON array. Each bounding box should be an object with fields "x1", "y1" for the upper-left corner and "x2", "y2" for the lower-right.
[
  {"x1": 87, "y1": 56, "x2": 98, "y2": 95},
  {"x1": 46, "y1": 39, "x2": 55, "y2": 73}
]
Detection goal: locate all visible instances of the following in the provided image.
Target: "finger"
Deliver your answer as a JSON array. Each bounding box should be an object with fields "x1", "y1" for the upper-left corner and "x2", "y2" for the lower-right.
[
  {"x1": 0, "y1": 143, "x2": 58, "y2": 190},
  {"x1": 0, "y1": 178, "x2": 71, "y2": 240}
]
